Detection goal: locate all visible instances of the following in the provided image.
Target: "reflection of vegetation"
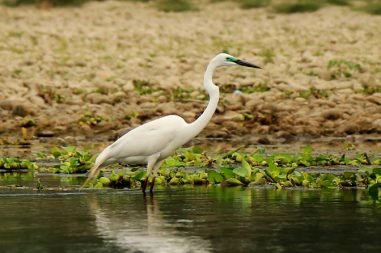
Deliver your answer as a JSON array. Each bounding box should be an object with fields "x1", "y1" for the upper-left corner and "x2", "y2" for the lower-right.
[{"x1": 0, "y1": 172, "x2": 34, "y2": 185}]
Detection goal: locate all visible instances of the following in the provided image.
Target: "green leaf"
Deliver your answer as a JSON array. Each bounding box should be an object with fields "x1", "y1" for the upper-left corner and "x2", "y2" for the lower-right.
[
  {"x1": 303, "y1": 146, "x2": 313, "y2": 156},
  {"x1": 163, "y1": 157, "x2": 185, "y2": 167},
  {"x1": 220, "y1": 167, "x2": 235, "y2": 179},
  {"x1": 233, "y1": 166, "x2": 250, "y2": 178},
  {"x1": 242, "y1": 159, "x2": 251, "y2": 171},
  {"x1": 358, "y1": 167, "x2": 374, "y2": 175},
  {"x1": 51, "y1": 146, "x2": 62, "y2": 158},
  {"x1": 225, "y1": 178, "x2": 244, "y2": 186},
  {"x1": 192, "y1": 146, "x2": 203, "y2": 154},
  {"x1": 169, "y1": 177, "x2": 181, "y2": 185},
  {"x1": 373, "y1": 168, "x2": 381, "y2": 176},
  {"x1": 207, "y1": 170, "x2": 223, "y2": 184},
  {"x1": 99, "y1": 177, "x2": 111, "y2": 186},
  {"x1": 232, "y1": 152, "x2": 244, "y2": 162},
  {"x1": 133, "y1": 170, "x2": 146, "y2": 180},
  {"x1": 286, "y1": 167, "x2": 296, "y2": 177}
]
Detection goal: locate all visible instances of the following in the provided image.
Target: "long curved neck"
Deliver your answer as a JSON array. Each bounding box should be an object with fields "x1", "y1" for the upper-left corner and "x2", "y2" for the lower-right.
[{"x1": 184, "y1": 61, "x2": 220, "y2": 141}]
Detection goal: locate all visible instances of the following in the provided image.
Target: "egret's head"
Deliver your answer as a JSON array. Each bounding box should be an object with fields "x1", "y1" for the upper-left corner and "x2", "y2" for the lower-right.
[{"x1": 215, "y1": 53, "x2": 261, "y2": 69}]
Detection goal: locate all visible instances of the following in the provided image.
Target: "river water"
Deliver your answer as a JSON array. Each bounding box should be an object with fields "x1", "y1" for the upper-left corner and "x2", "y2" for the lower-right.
[{"x1": 0, "y1": 186, "x2": 380, "y2": 253}]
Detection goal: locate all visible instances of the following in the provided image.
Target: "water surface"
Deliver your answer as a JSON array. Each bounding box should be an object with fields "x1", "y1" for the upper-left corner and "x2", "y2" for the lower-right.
[{"x1": 0, "y1": 187, "x2": 380, "y2": 253}]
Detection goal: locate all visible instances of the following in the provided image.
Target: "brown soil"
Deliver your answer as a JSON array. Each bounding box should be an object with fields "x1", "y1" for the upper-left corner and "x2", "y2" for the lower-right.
[{"x1": 0, "y1": 1, "x2": 381, "y2": 147}]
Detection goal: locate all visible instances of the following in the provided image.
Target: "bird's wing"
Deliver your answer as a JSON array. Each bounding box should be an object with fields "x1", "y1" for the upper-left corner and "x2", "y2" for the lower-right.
[{"x1": 108, "y1": 115, "x2": 187, "y2": 160}]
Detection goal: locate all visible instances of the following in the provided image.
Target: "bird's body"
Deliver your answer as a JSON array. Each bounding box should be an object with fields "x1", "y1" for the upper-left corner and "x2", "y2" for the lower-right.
[
  {"x1": 83, "y1": 53, "x2": 260, "y2": 192},
  {"x1": 97, "y1": 115, "x2": 187, "y2": 166}
]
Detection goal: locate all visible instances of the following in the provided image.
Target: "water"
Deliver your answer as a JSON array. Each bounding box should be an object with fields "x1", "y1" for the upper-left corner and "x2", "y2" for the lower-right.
[{"x1": 0, "y1": 186, "x2": 380, "y2": 253}]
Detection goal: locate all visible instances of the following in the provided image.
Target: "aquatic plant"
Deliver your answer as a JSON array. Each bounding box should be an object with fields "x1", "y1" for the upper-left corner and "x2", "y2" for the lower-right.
[
  {"x1": 42, "y1": 146, "x2": 94, "y2": 174},
  {"x1": 89, "y1": 147, "x2": 380, "y2": 199},
  {"x1": 0, "y1": 158, "x2": 38, "y2": 171}
]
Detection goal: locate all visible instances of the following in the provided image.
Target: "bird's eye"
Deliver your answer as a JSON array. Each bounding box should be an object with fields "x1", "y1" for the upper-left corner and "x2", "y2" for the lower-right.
[{"x1": 226, "y1": 57, "x2": 235, "y2": 62}]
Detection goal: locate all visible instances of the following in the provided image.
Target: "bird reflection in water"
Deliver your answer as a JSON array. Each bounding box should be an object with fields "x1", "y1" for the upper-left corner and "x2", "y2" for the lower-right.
[{"x1": 87, "y1": 194, "x2": 212, "y2": 253}]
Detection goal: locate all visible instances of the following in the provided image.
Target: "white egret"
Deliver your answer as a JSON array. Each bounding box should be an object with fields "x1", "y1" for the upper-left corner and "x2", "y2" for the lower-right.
[{"x1": 83, "y1": 53, "x2": 260, "y2": 193}]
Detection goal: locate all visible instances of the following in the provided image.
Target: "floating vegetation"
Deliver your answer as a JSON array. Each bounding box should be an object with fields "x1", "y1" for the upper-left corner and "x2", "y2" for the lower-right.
[
  {"x1": 37, "y1": 146, "x2": 94, "y2": 174},
  {"x1": 1, "y1": 146, "x2": 379, "y2": 200},
  {"x1": 87, "y1": 147, "x2": 381, "y2": 200},
  {"x1": 0, "y1": 158, "x2": 38, "y2": 172}
]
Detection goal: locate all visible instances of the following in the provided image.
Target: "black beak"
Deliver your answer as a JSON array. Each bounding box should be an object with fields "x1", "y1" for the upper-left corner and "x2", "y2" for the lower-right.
[{"x1": 235, "y1": 59, "x2": 261, "y2": 69}]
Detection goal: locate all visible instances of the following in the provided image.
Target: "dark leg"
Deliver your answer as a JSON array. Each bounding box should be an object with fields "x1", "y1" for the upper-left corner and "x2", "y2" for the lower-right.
[
  {"x1": 149, "y1": 176, "x2": 156, "y2": 193},
  {"x1": 142, "y1": 176, "x2": 149, "y2": 193}
]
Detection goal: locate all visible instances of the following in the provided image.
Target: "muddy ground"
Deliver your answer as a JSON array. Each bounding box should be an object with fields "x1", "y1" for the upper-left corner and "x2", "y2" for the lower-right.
[{"x1": 0, "y1": 1, "x2": 381, "y2": 148}]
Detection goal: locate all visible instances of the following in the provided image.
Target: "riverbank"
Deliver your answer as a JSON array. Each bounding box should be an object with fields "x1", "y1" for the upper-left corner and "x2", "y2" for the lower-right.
[{"x1": 1, "y1": 1, "x2": 380, "y2": 146}]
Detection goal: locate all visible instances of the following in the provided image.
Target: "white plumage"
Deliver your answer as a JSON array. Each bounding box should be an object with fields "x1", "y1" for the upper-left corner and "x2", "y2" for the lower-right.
[{"x1": 83, "y1": 53, "x2": 260, "y2": 192}]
